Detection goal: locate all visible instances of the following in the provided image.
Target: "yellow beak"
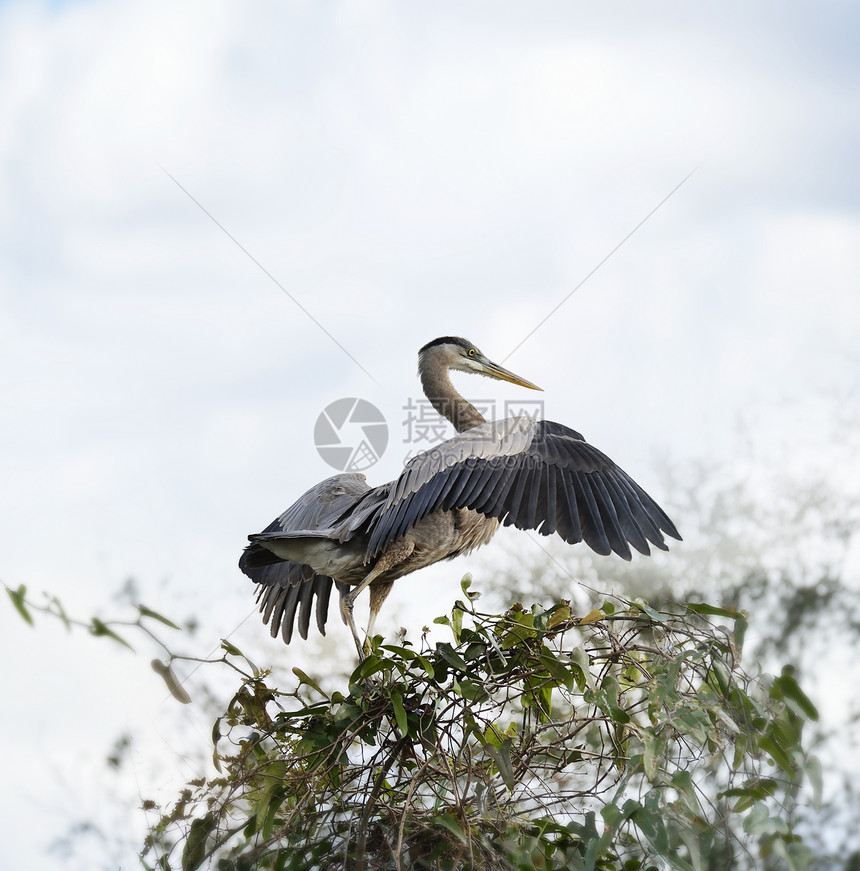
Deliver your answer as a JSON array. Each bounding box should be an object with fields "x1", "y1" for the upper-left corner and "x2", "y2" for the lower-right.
[{"x1": 478, "y1": 358, "x2": 543, "y2": 391}]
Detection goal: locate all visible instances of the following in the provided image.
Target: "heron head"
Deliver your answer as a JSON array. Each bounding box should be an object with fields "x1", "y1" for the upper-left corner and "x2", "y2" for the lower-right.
[{"x1": 419, "y1": 337, "x2": 542, "y2": 391}]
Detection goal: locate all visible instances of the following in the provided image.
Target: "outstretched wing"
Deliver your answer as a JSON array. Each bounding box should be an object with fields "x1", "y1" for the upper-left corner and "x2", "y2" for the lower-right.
[
  {"x1": 239, "y1": 473, "x2": 369, "y2": 642},
  {"x1": 366, "y1": 417, "x2": 681, "y2": 560}
]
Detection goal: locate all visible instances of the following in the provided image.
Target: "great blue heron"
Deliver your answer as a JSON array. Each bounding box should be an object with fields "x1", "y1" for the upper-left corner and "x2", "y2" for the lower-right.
[{"x1": 240, "y1": 337, "x2": 680, "y2": 659}]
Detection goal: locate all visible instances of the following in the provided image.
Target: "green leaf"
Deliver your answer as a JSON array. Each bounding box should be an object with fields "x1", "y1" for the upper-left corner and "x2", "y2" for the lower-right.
[
  {"x1": 211, "y1": 717, "x2": 222, "y2": 772},
  {"x1": 483, "y1": 723, "x2": 504, "y2": 748},
  {"x1": 262, "y1": 786, "x2": 286, "y2": 840},
  {"x1": 733, "y1": 615, "x2": 748, "y2": 653},
  {"x1": 670, "y1": 770, "x2": 700, "y2": 814},
  {"x1": 181, "y1": 813, "x2": 216, "y2": 871},
  {"x1": 579, "y1": 608, "x2": 604, "y2": 625},
  {"x1": 485, "y1": 740, "x2": 516, "y2": 789},
  {"x1": 686, "y1": 602, "x2": 743, "y2": 620},
  {"x1": 453, "y1": 678, "x2": 487, "y2": 702},
  {"x1": 642, "y1": 731, "x2": 660, "y2": 780},
  {"x1": 138, "y1": 605, "x2": 181, "y2": 630},
  {"x1": 462, "y1": 640, "x2": 486, "y2": 662},
  {"x1": 380, "y1": 644, "x2": 417, "y2": 660},
  {"x1": 771, "y1": 838, "x2": 815, "y2": 871},
  {"x1": 584, "y1": 837, "x2": 600, "y2": 871},
  {"x1": 743, "y1": 802, "x2": 788, "y2": 835},
  {"x1": 436, "y1": 643, "x2": 468, "y2": 673},
  {"x1": 639, "y1": 604, "x2": 666, "y2": 623},
  {"x1": 610, "y1": 706, "x2": 630, "y2": 725},
  {"x1": 434, "y1": 812, "x2": 469, "y2": 843},
  {"x1": 460, "y1": 573, "x2": 478, "y2": 600},
  {"x1": 806, "y1": 754, "x2": 823, "y2": 812},
  {"x1": 600, "y1": 802, "x2": 622, "y2": 829},
  {"x1": 773, "y1": 669, "x2": 818, "y2": 721},
  {"x1": 630, "y1": 797, "x2": 670, "y2": 855},
  {"x1": 255, "y1": 759, "x2": 288, "y2": 839},
  {"x1": 354, "y1": 654, "x2": 389, "y2": 680},
  {"x1": 416, "y1": 655, "x2": 435, "y2": 678},
  {"x1": 90, "y1": 618, "x2": 134, "y2": 650},
  {"x1": 673, "y1": 707, "x2": 710, "y2": 744},
  {"x1": 501, "y1": 611, "x2": 538, "y2": 648},
  {"x1": 391, "y1": 692, "x2": 408, "y2": 736},
  {"x1": 546, "y1": 604, "x2": 571, "y2": 630},
  {"x1": 719, "y1": 778, "x2": 778, "y2": 811},
  {"x1": 220, "y1": 639, "x2": 244, "y2": 657},
  {"x1": 708, "y1": 656, "x2": 732, "y2": 696},
  {"x1": 514, "y1": 611, "x2": 535, "y2": 628},
  {"x1": 758, "y1": 733, "x2": 794, "y2": 774},
  {"x1": 292, "y1": 668, "x2": 327, "y2": 699},
  {"x1": 538, "y1": 649, "x2": 574, "y2": 692},
  {"x1": 6, "y1": 585, "x2": 33, "y2": 626},
  {"x1": 452, "y1": 606, "x2": 464, "y2": 644},
  {"x1": 570, "y1": 647, "x2": 592, "y2": 689}
]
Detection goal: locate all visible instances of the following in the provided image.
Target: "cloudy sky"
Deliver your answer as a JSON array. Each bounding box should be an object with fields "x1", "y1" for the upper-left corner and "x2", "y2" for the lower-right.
[{"x1": 2, "y1": 1, "x2": 859, "y2": 867}]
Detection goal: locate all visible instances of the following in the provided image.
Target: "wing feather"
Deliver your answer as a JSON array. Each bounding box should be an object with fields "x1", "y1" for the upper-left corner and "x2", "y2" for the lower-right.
[
  {"x1": 502, "y1": 461, "x2": 530, "y2": 527},
  {"x1": 589, "y1": 474, "x2": 633, "y2": 559},
  {"x1": 610, "y1": 470, "x2": 672, "y2": 547},
  {"x1": 520, "y1": 463, "x2": 542, "y2": 530},
  {"x1": 455, "y1": 460, "x2": 498, "y2": 507},
  {"x1": 538, "y1": 464, "x2": 557, "y2": 536},
  {"x1": 572, "y1": 471, "x2": 612, "y2": 555},
  {"x1": 258, "y1": 583, "x2": 286, "y2": 631},
  {"x1": 601, "y1": 472, "x2": 653, "y2": 555},
  {"x1": 287, "y1": 585, "x2": 306, "y2": 642},
  {"x1": 296, "y1": 576, "x2": 317, "y2": 640},
  {"x1": 554, "y1": 470, "x2": 581, "y2": 543},
  {"x1": 313, "y1": 576, "x2": 333, "y2": 636},
  {"x1": 444, "y1": 463, "x2": 480, "y2": 506},
  {"x1": 365, "y1": 418, "x2": 679, "y2": 560},
  {"x1": 473, "y1": 457, "x2": 517, "y2": 515}
]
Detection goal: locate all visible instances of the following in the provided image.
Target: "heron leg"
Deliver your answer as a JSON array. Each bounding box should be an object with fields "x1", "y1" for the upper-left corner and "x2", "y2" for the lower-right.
[
  {"x1": 365, "y1": 582, "x2": 394, "y2": 646},
  {"x1": 341, "y1": 540, "x2": 414, "y2": 660}
]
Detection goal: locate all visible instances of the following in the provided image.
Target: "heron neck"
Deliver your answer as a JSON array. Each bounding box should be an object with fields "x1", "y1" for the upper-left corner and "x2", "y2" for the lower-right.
[{"x1": 420, "y1": 366, "x2": 486, "y2": 433}]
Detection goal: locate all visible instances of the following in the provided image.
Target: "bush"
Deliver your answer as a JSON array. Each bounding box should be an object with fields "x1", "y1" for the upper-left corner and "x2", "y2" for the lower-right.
[{"x1": 141, "y1": 577, "x2": 819, "y2": 871}]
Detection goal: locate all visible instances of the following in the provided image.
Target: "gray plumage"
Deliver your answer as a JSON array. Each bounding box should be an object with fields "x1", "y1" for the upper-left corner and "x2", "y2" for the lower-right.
[{"x1": 240, "y1": 337, "x2": 681, "y2": 658}]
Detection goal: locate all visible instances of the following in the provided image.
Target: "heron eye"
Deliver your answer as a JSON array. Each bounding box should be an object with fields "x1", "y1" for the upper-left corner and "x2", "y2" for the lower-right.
[{"x1": 468, "y1": 349, "x2": 475, "y2": 357}]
